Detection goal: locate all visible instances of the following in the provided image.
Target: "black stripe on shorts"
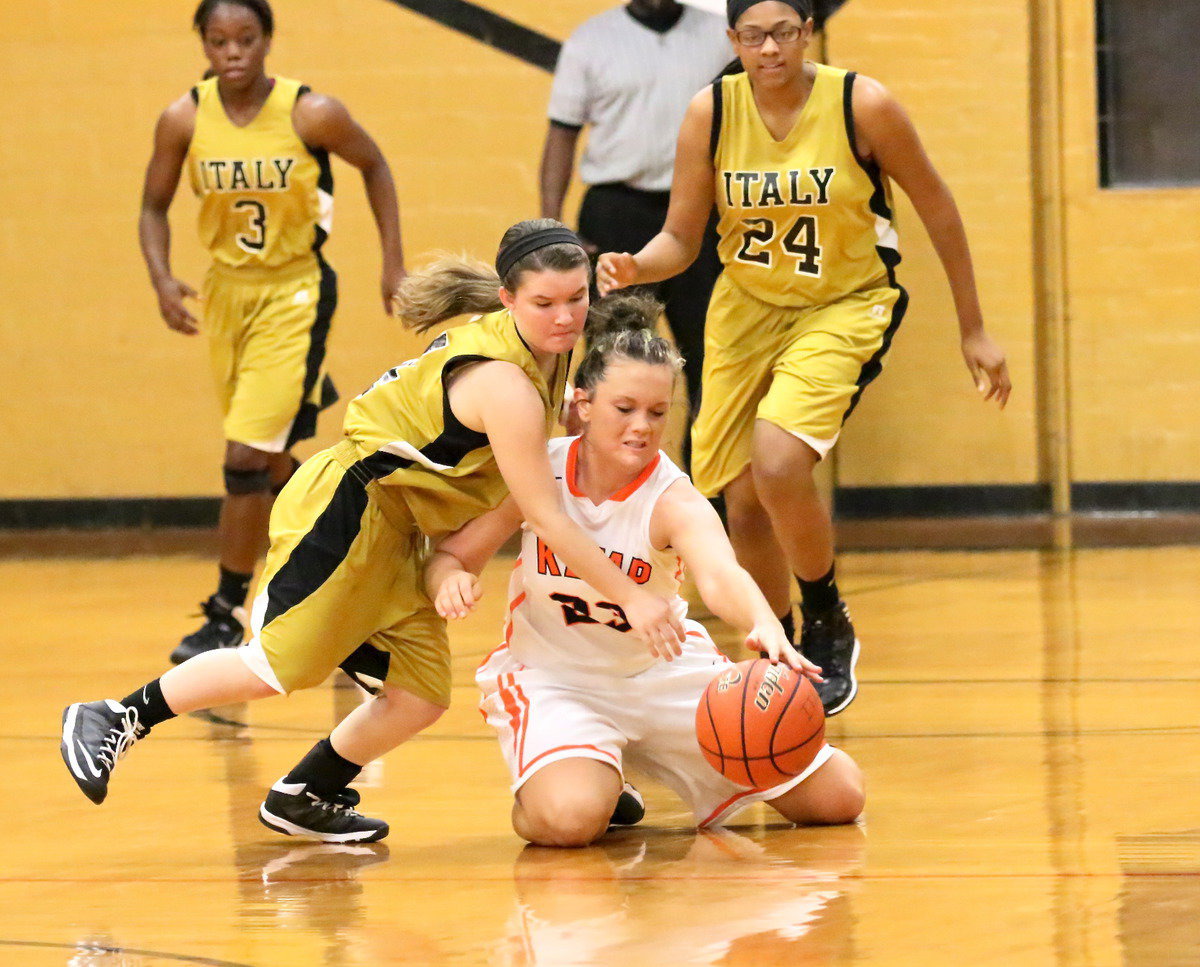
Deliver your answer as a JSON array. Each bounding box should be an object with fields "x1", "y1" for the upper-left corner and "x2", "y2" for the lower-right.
[
  {"x1": 286, "y1": 257, "x2": 338, "y2": 448},
  {"x1": 262, "y1": 468, "x2": 369, "y2": 628},
  {"x1": 844, "y1": 284, "x2": 909, "y2": 423}
]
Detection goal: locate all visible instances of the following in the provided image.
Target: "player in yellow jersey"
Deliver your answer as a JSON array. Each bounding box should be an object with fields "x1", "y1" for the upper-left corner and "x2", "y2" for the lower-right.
[
  {"x1": 599, "y1": 0, "x2": 1011, "y2": 716},
  {"x1": 62, "y1": 220, "x2": 686, "y2": 843},
  {"x1": 139, "y1": 0, "x2": 405, "y2": 665}
]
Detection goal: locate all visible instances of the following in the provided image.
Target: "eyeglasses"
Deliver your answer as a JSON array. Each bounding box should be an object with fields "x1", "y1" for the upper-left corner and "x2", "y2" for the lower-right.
[{"x1": 734, "y1": 24, "x2": 802, "y2": 47}]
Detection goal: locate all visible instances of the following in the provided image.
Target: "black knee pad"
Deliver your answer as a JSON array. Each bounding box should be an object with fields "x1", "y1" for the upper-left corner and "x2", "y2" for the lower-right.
[{"x1": 224, "y1": 465, "x2": 272, "y2": 495}]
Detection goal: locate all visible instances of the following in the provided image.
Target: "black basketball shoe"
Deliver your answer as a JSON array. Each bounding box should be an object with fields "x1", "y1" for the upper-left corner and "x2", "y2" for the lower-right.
[
  {"x1": 609, "y1": 783, "x2": 646, "y2": 827},
  {"x1": 170, "y1": 595, "x2": 246, "y2": 664},
  {"x1": 61, "y1": 700, "x2": 145, "y2": 804},
  {"x1": 800, "y1": 602, "x2": 861, "y2": 717},
  {"x1": 258, "y1": 779, "x2": 389, "y2": 843}
]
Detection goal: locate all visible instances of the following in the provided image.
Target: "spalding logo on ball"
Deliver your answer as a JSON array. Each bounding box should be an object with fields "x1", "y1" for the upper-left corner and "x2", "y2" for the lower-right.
[{"x1": 696, "y1": 659, "x2": 825, "y2": 789}]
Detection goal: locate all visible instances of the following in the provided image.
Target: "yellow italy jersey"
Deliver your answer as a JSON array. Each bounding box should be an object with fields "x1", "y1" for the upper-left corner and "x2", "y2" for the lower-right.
[
  {"x1": 186, "y1": 76, "x2": 332, "y2": 273},
  {"x1": 340, "y1": 309, "x2": 570, "y2": 539},
  {"x1": 712, "y1": 63, "x2": 899, "y2": 308}
]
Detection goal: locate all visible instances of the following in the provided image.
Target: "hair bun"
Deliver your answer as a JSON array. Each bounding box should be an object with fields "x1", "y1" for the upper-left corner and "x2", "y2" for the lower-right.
[{"x1": 585, "y1": 291, "x2": 662, "y2": 341}]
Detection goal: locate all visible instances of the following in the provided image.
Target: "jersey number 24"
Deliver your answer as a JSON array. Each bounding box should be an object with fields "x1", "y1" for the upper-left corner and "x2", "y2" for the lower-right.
[{"x1": 736, "y1": 214, "x2": 821, "y2": 276}]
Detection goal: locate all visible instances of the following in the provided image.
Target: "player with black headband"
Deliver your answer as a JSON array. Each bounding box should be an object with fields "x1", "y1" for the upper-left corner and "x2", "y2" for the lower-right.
[{"x1": 62, "y1": 219, "x2": 685, "y2": 842}]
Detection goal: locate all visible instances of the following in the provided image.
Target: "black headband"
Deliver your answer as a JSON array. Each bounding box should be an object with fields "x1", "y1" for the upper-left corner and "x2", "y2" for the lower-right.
[
  {"x1": 495, "y1": 227, "x2": 584, "y2": 282},
  {"x1": 727, "y1": 0, "x2": 811, "y2": 28}
]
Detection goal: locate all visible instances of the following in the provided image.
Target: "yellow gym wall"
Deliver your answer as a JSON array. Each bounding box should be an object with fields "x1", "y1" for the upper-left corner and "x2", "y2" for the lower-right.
[
  {"x1": 824, "y1": 0, "x2": 1038, "y2": 489},
  {"x1": 0, "y1": 0, "x2": 597, "y2": 501},
  {"x1": 1059, "y1": 1, "x2": 1200, "y2": 485},
  {"x1": 0, "y1": 0, "x2": 1196, "y2": 507}
]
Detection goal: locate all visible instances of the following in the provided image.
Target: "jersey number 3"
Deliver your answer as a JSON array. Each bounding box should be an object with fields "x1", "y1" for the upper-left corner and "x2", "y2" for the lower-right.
[
  {"x1": 234, "y1": 199, "x2": 267, "y2": 253},
  {"x1": 736, "y1": 215, "x2": 821, "y2": 276}
]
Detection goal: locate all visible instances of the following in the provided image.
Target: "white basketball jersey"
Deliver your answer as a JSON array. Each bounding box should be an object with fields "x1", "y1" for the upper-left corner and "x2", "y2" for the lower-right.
[{"x1": 504, "y1": 436, "x2": 690, "y2": 678}]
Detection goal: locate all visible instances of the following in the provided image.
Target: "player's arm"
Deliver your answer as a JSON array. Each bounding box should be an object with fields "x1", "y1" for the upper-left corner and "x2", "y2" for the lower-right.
[
  {"x1": 294, "y1": 92, "x2": 405, "y2": 313},
  {"x1": 426, "y1": 496, "x2": 524, "y2": 619},
  {"x1": 596, "y1": 88, "x2": 717, "y2": 294},
  {"x1": 852, "y1": 75, "x2": 1010, "y2": 408},
  {"x1": 449, "y1": 361, "x2": 684, "y2": 659},
  {"x1": 651, "y1": 480, "x2": 821, "y2": 679},
  {"x1": 539, "y1": 122, "x2": 583, "y2": 227},
  {"x1": 138, "y1": 95, "x2": 199, "y2": 335}
]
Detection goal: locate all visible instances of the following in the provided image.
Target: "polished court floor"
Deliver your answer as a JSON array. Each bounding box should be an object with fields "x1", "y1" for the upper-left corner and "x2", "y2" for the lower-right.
[{"x1": 6, "y1": 545, "x2": 1199, "y2": 965}]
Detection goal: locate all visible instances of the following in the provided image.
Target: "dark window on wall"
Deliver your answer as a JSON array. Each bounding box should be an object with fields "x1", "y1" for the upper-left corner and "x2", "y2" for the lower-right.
[{"x1": 1097, "y1": 0, "x2": 1200, "y2": 187}]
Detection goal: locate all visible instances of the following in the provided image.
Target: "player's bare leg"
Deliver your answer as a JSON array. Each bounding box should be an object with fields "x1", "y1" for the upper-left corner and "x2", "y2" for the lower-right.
[
  {"x1": 749, "y1": 423, "x2": 834, "y2": 583},
  {"x1": 219, "y1": 440, "x2": 274, "y2": 573},
  {"x1": 749, "y1": 420, "x2": 860, "y2": 716},
  {"x1": 722, "y1": 469, "x2": 791, "y2": 618},
  {"x1": 172, "y1": 443, "x2": 298, "y2": 664},
  {"x1": 766, "y1": 750, "x2": 865, "y2": 826},
  {"x1": 328, "y1": 685, "x2": 445, "y2": 765}
]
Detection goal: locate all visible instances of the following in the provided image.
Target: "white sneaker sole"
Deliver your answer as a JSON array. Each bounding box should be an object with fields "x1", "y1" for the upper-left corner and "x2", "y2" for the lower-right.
[
  {"x1": 258, "y1": 804, "x2": 388, "y2": 843},
  {"x1": 822, "y1": 637, "x2": 861, "y2": 717}
]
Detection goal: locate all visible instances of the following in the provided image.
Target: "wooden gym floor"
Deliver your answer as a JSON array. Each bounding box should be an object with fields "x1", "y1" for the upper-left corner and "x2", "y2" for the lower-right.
[{"x1": 5, "y1": 543, "x2": 1198, "y2": 965}]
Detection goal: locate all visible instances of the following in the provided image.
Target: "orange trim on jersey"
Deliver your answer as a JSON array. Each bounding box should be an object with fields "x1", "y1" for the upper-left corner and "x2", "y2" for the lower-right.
[
  {"x1": 566, "y1": 436, "x2": 663, "y2": 503},
  {"x1": 513, "y1": 681, "x2": 532, "y2": 768},
  {"x1": 699, "y1": 787, "x2": 762, "y2": 828},
  {"x1": 519, "y1": 743, "x2": 620, "y2": 778},
  {"x1": 565, "y1": 437, "x2": 587, "y2": 498},
  {"x1": 500, "y1": 591, "x2": 526, "y2": 649},
  {"x1": 610, "y1": 451, "x2": 662, "y2": 501},
  {"x1": 498, "y1": 675, "x2": 523, "y2": 756},
  {"x1": 477, "y1": 641, "x2": 508, "y2": 671}
]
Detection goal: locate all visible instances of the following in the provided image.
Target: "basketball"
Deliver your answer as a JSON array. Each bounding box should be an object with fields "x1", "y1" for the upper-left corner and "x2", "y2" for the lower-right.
[{"x1": 695, "y1": 659, "x2": 825, "y2": 789}]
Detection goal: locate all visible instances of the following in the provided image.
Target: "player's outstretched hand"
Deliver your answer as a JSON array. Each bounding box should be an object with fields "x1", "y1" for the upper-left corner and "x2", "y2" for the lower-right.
[
  {"x1": 434, "y1": 570, "x2": 482, "y2": 620},
  {"x1": 961, "y1": 330, "x2": 1011, "y2": 409},
  {"x1": 746, "y1": 623, "x2": 824, "y2": 682},
  {"x1": 595, "y1": 252, "x2": 638, "y2": 296},
  {"x1": 623, "y1": 588, "x2": 685, "y2": 662},
  {"x1": 155, "y1": 277, "x2": 200, "y2": 335}
]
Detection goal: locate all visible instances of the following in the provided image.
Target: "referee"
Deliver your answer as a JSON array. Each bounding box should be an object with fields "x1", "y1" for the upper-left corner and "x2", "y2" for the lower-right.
[{"x1": 539, "y1": 0, "x2": 732, "y2": 463}]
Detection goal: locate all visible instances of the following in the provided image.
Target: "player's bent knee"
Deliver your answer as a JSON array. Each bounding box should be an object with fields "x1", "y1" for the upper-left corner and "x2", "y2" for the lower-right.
[
  {"x1": 378, "y1": 687, "x2": 446, "y2": 730},
  {"x1": 224, "y1": 465, "x2": 272, "y2": 495},
  {"x1": 806, "y1": 779, "x2": 865, "y2": 826},
  {"x1": 772, "y1": 751, "x2": 865, "y2": 826},
  {"x1": 518, "y1": 789, "x2": 612, "y2": 848},
  {"x1": 752, "y1": 451, "x2": 816, "y2": 499}
]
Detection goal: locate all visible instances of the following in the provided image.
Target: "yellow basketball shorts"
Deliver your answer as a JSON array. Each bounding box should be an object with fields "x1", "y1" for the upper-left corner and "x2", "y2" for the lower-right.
[
  {"x1": 203, "y1": 258, "x2": 338, "y2": 453},
  {"x1": 243, "y1": 442, "x2": 451, "y2": 707},
  {"x1": 690, "y1": 274, "x2": 908, "y2": 498}
]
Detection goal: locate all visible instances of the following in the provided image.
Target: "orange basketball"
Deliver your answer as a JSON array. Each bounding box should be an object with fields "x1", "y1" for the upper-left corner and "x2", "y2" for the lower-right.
[{"x1": 696, "y1": 659, "x2": 825, "y2": 788}]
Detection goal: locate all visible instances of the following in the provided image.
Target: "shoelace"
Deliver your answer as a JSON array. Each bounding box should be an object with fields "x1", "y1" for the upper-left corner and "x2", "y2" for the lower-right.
[
  {"x1": 97, "y1": 707, "x2": 145, "y2": 769},
  {"x1": 306, "y1": 792, "x2": 360, "y2": 816}
]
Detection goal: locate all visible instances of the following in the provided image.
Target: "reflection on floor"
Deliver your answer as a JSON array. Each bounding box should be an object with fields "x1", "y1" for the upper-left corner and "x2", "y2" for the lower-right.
[{"x1": 7, "y1": 545, "x2": 1199, "y2": 965}]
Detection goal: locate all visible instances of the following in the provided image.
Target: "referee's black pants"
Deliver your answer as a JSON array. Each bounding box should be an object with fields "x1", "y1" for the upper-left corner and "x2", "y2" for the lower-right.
[{"x1": 578, "y1": 183, "x2": 721, "y2": 467}]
